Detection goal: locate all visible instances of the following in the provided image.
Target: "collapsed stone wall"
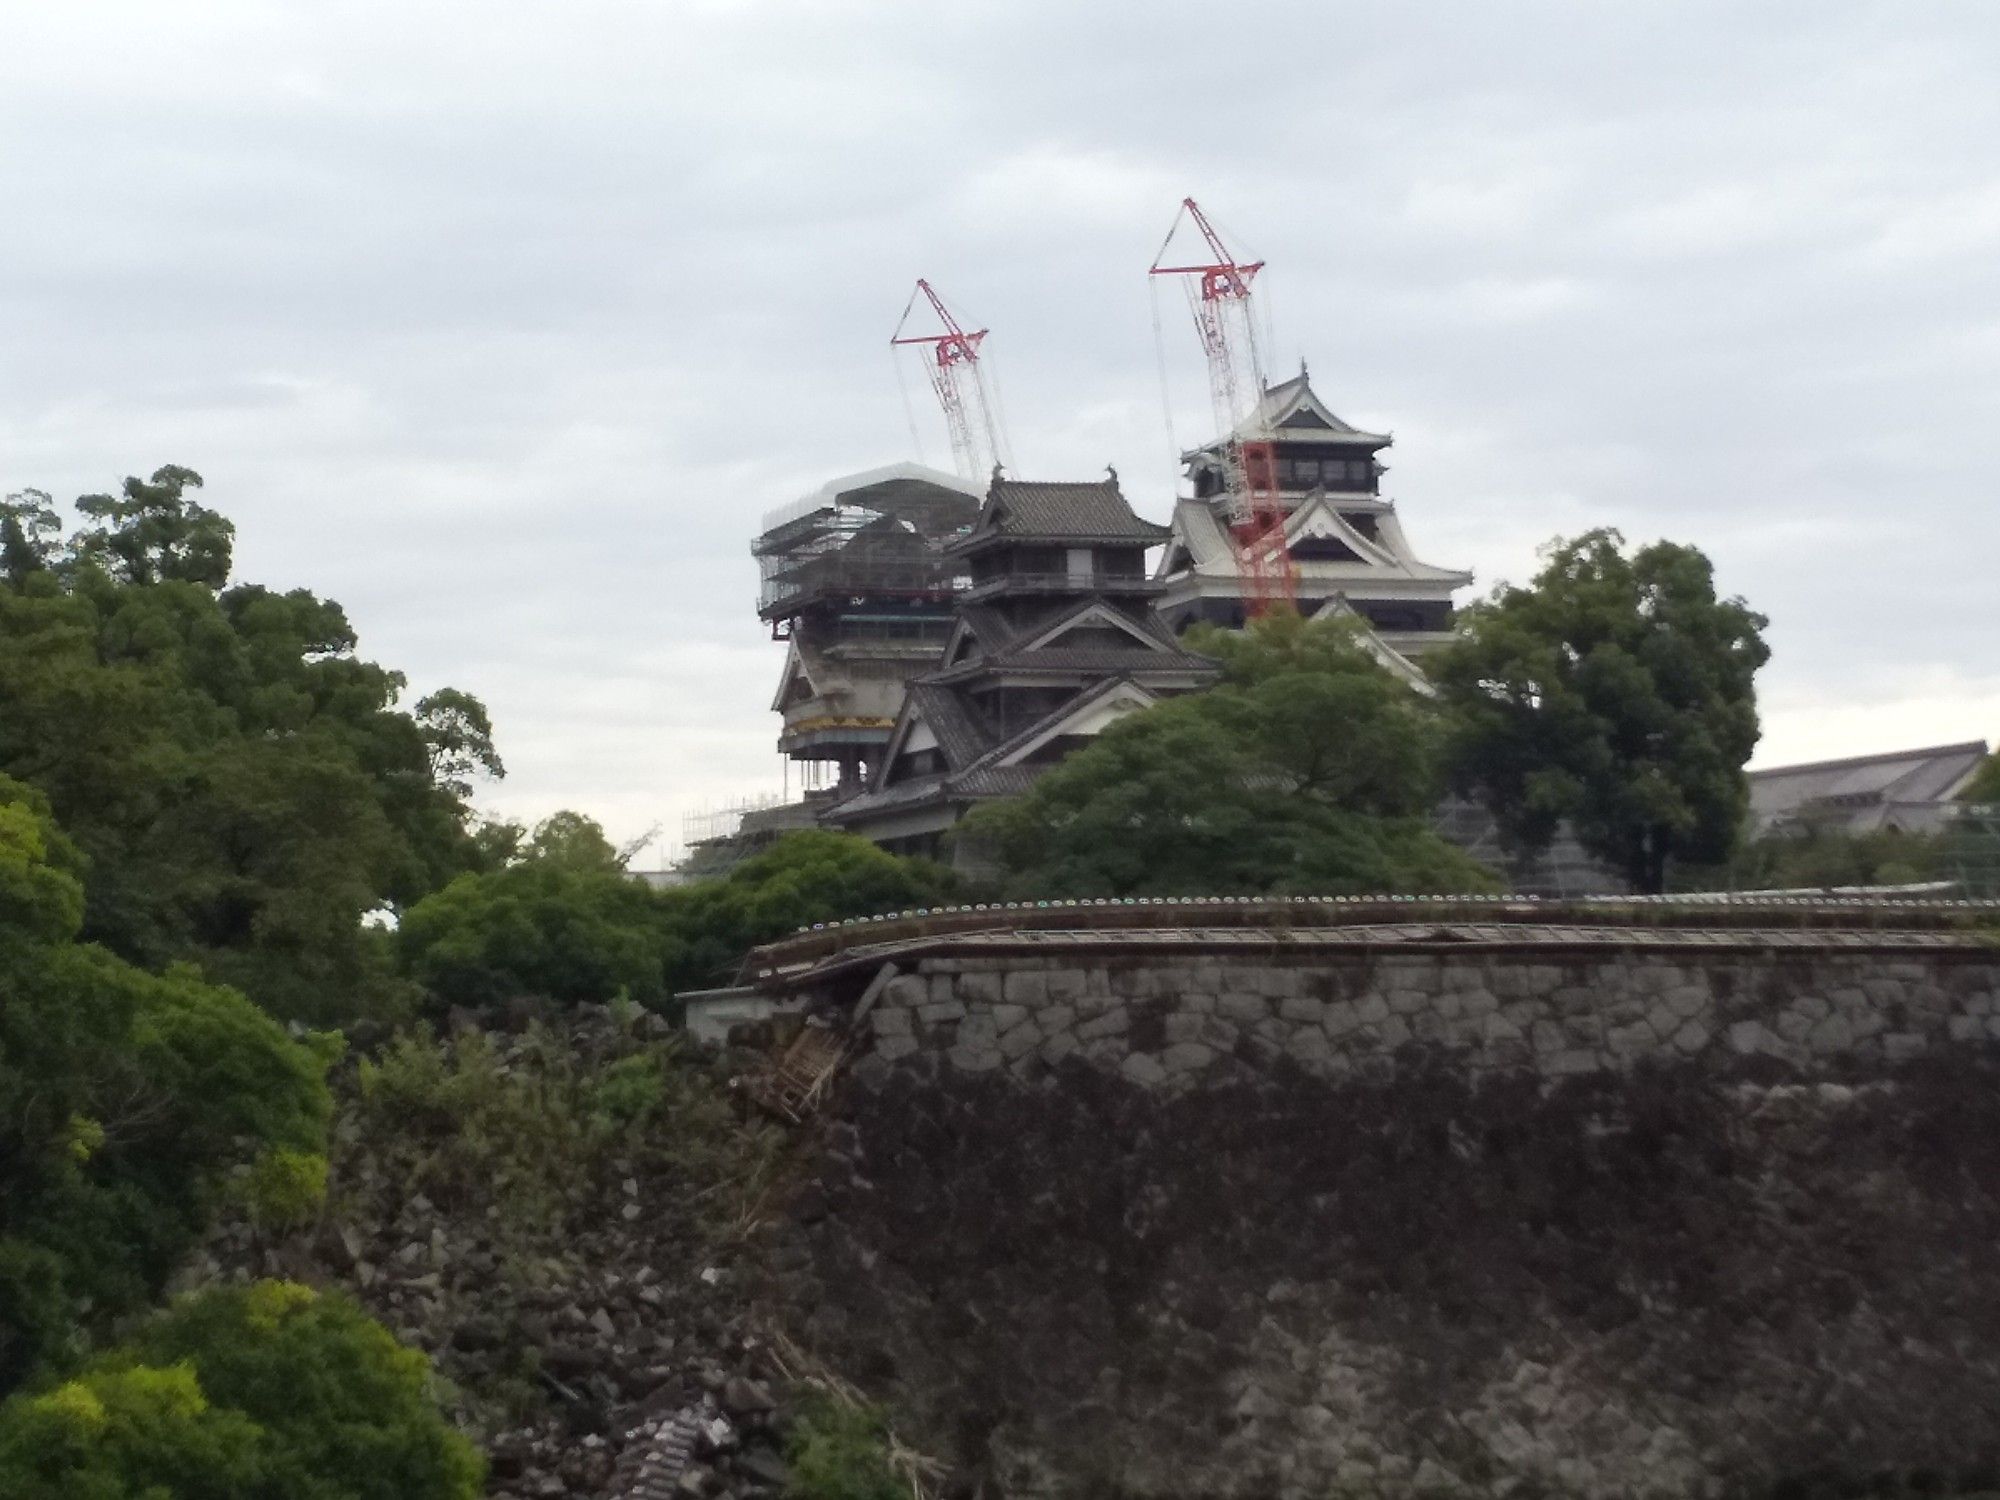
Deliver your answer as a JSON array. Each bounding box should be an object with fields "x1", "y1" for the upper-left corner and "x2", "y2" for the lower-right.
[{"x1": 772, "y1": 943, "x2": 2000, "y2": 1498}]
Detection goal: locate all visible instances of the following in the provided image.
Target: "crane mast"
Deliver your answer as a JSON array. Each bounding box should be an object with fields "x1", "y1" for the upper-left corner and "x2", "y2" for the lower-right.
[
  {"x1": 1149, "y1": 198, "x2": 1295, "y2": 615},
  {"x1": 892, "y1": 279, "x2": 1007, "y2": 481}
]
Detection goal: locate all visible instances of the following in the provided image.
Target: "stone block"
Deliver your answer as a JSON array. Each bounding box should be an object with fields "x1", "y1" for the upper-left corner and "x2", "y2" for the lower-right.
[
  {"x1": 1112, "y1": 967, "x2": 1161, "y2": 999},
  {"x1": 1665, "y1": 984, "x2": 1710, "y2": 1020},
  {"x1": 1040, "y1": 1031, "x2": 1079, "y2": 1066},
  {"x1": 1948, "y1": 1015, "x2": 1984, "y2": 1042},
  {"x1": 1258, "y1": 966, "x2": 1305, "y2": 999},
  {"x1": 1038, "y1": 1003, "x2": 1077, "y2": 1036},
  {"x1": 1387, "y1": 987, "x2": 1430, "y2": 1016},
  {"x1": 1160, "y1": 1041, "x2": 1216, "y2": 1076},
  {"x1": 1290, "y1": 1027, "x2": 1334, "y2": 1069},
  {"x1": 1002, "y1": 969, "x2": 1049, "y2": 1006},
  {"x1": 1278, "y1": 994, "x2": 1326, "y2": 1024},
  {"x1": 1076, "y1": 1007, "x2": 1130, "y2": 1042},
  {"x1": 948, "y1": 1043, "x2": 1002, "y2": 1073},
  {"x1": 1074, "y1": 986, "x2": 1122, "y2": 1018},
  {"x1": 957, "y1": 1013, "x2": 999, "y2": 1049},
  {"x1": 1458, "y1": 988, "x2": 1500, "y2": 1019},
  {"x1": 958, "y1": 971, "x2": 1003, "y2": 1006},
  {"x1": 1322, "y1": 999, "x2": 1359, "y2": 1038},
  {"x1": 998, "y1": 1019, "x2": 1044, "y2": 1060},
  {"x1": 883, "y1": 974, "x2": 928, "y2": 1009},
  {"x1": 1807, "y1": 1012, "x2": 1854, "y2": 1053},
  {"x1": 1673, "y1": 1019, "x2": 1711, "y2": 1054},
  {"x1": 1603, "y1": 1020, "x2": 1650, "y2": 1059},
  {"x1": 1120, "y1": 1052, "x2": 1168, "y2": 1088},
  {"x1": 1081, "y1": 1038, "x2": 1127, "y2": 1070},
  {"x1": 918, "y1": 998, "x2": 967, "y2": 1025},
  {"x1": 1354, "y1": 994, "x2": 1389, "y2": 1025},
  {"x1": 991, "y1": 1002, "x2": 1031, "y2": 1031},
  {"x1": 871, "y1": 1008, "x2": 912, "y2": 1038},
  {"x1": 1884, "y1": 1032, "x2": 1927, "y2": 1063},
  {"x1": 1378, "y1": 1015, "x2": 1413, "y2": 1049},
  {"x1": 1179, "y1": 988, "x2": 1219, "y2": 1016},
  {"x1": 1548, "y1": 1049, "x2": 1597, "y2": 1077},
  {"x1": 1219, "y1": 991, "x2": 1271, "y2": 1025},
  {"x1": 930, "y1": 974, "x2": 957, "y2": 1004},
  {"x1": 875, "y1": 1035, "x2": 919, "y2": 1062},
  {"x1": 1045, "y1": 968, "x2": 1087, "y2": 1002},
  {"x1": 1200, "y1": 1017, "x2": 1241, "y2": 1051},
  {"x1": 1164, "y1": 1011, "x2": 1208, "y2": 1044},
  {"x1": 1727, "y1": 1019, "x2": 1774, "y2": 1056}
]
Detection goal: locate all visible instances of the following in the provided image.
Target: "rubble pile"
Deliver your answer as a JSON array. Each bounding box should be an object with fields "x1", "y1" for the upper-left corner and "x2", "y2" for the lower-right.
[{"x1": 183, "y1": 1005, "x2": 812, "y2": 1500}]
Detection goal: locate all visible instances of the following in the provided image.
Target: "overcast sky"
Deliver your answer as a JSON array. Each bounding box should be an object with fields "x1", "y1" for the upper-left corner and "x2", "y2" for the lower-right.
[{"x1": 4, "y1": 1, "x2": 1997, "y2": 864}]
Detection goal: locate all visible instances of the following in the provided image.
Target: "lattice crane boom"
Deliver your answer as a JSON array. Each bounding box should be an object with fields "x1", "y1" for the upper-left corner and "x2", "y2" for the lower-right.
[
  {"x1": 1149, "y1": 198, "x2": 1295, "y2": 615},
  {"x1": 892, "y1": 279, "x2": 1007, "y2": 481}
]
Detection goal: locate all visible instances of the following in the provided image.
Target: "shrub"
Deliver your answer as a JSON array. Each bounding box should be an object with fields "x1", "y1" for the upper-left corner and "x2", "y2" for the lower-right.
[
  {"x1": 784, "y1": 1393, "x2": 904, "y2": 1500},
  {"x1": 0, "y1": 1281, "x2": 482, "y2": 1500},
  {"x1": 397, "y1": 862, "x2": 672, "y2": 1009}
]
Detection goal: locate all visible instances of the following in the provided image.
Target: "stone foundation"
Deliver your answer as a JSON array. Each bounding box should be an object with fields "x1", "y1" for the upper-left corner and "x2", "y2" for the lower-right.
[{"x1": 759, "y1": 930, "x2": 2000, "y2": 1498}]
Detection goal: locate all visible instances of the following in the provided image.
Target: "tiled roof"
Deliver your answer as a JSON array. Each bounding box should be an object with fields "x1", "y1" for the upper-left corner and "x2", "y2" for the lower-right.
[
  {"x1": 903, "y1": 681, "x2": 993, "y2": 771},
  {"x1": 951, "y1": 766, "x2": 1043, "y2": 798},
  {"x1": 934, "y1": 646, "x2": 1217, "y2": 681},
  {"x1": 960, "y1": 476, "x2": 1170, "y2": 547},
  {"x1": 822, "y1": 776, "x2": 953, "y2": 822}
]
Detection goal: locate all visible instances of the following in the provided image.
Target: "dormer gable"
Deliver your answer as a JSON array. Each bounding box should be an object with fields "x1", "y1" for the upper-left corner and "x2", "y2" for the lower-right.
[
  {"x1": 1285, "y1": 493, "x2": 1400, "y2": 569},
  {"x1": 1020, "y1": 599, "x2": 1168, "y2": 654}
]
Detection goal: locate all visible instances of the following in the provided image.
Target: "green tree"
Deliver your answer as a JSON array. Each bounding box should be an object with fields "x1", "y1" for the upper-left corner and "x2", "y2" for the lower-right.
[
  {"x1": 1960, "y1": 751, "x2": 2000, "y2": 806},
  {"x1": 0, "y1": 1281, "x2": 482, "y2": 1500},
  {"x1": 659, "y1": 830, "x2": 961, "y2": 997},
  {"x1": 0, "y1": 468, "x2": 502, "y2": 1022},
  {"x1": 0, "y1": 775, "x2": 334, "y2": 1391},
  {"x1": 398, "y1": 861, "x2": 674, "y2": 1009},
  {"x1": 521, "y1": 809, "x2": 623, "y2": 872},
  {"x1": 964, "y1": 614, "x2": 1495, "y2": 898},
  {"x1": 0, "y1": 489, "x2": 62, "y2": 583},
  {"x1": 1432, "y1": 530, "x2": 1769, "y2": 893},
  {"x1": 72, "y1": 465, "x2": 233, "y2": 588}
]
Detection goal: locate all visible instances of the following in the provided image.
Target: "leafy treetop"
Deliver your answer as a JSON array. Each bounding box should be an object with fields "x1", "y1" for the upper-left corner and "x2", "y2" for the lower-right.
[
  {"x1": 0, "y1": 466, "x2": 503, "y2": 1022},
  {"x1": 1432, "y1": 529, "x2": 1769, "y2": 894}
]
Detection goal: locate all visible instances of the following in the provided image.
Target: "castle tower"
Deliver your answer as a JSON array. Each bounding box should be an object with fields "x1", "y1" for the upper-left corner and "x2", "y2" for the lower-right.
[
  {"x1": 1156, "y1": 367, "x2": 1472, "y2": 667},
  {"x1": 829, "y1": 472, "x2": 1218, "y2": 859}
]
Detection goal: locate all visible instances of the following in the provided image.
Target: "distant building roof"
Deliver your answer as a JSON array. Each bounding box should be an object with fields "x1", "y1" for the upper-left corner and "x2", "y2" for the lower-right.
[{"x1": 1748, "y1": 740, "x2": 1990, "y2": 835}]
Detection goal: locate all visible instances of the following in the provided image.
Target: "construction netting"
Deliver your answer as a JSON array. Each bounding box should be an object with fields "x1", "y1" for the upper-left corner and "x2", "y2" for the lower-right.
[{"x1": 754, "y1": 475, "x2": 978, "y2": 622}]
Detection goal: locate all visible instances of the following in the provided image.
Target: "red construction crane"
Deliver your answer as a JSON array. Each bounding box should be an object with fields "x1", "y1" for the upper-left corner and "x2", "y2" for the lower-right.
[
  {"x1": 892, "y1": 279, "x2": 1007, "y2": 481},
  {"x1": 1149, "y1": 198, "x2": 1295, "y2": 615}
]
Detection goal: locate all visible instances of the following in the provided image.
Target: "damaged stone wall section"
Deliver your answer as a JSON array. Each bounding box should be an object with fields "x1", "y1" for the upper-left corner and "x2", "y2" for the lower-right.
[{"x1": 847, "y1": 950, "x2": 2000, "y2": 1087}]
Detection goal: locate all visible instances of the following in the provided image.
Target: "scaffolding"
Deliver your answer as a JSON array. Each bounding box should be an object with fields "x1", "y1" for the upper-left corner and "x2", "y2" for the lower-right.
[{"x1": 755, "y1": 474, "x2": 979, "y2": 625}]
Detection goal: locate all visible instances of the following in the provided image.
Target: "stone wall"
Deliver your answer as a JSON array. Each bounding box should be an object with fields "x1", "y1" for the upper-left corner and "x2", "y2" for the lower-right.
[
  {"x1": 767, "y1": 936, "x2": 2000, "y2": 1499},
  {"x1": 855, "y1": 946, "x2": 2000, "y2": 1089}
]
